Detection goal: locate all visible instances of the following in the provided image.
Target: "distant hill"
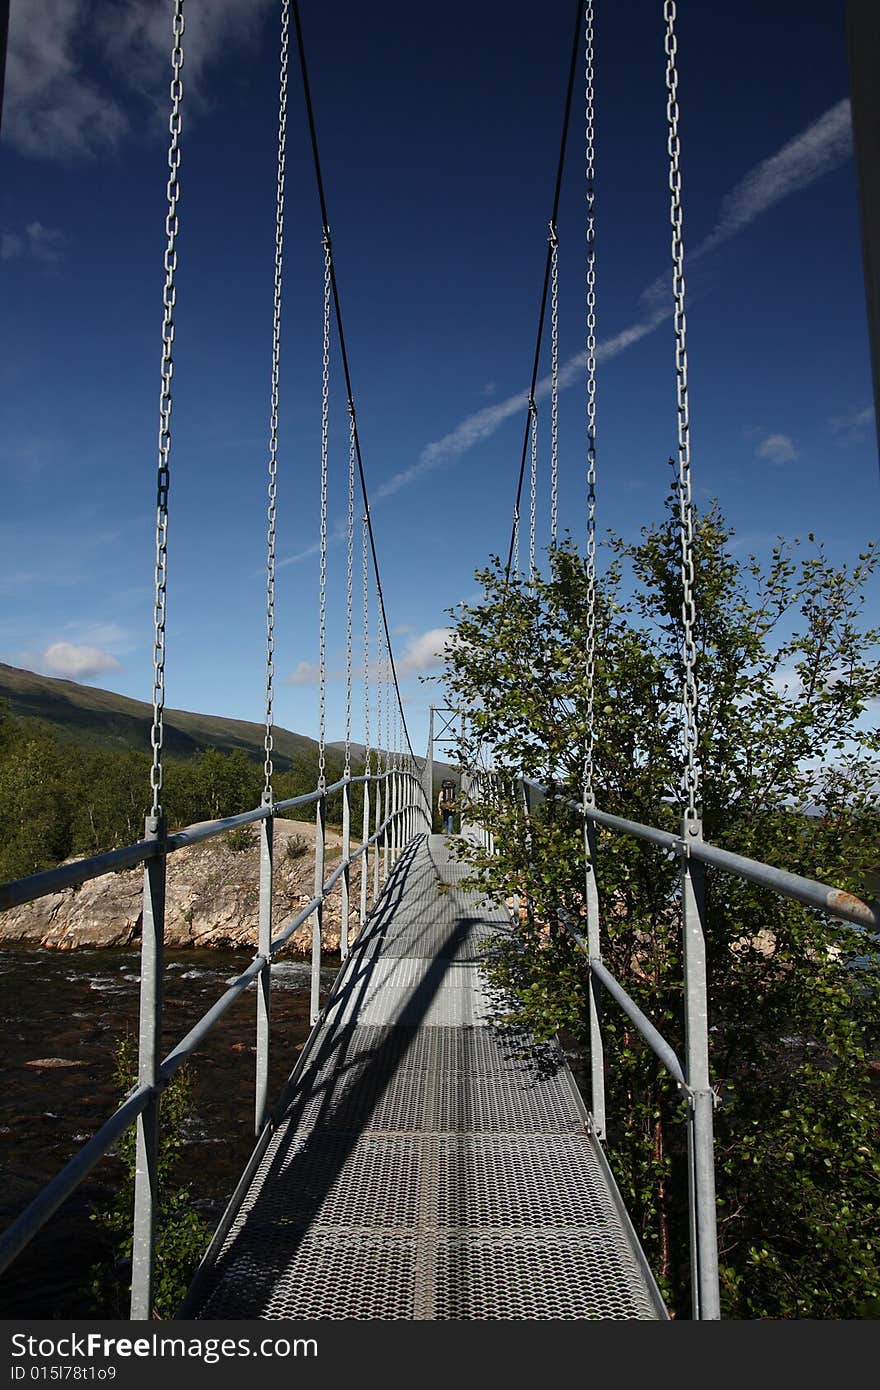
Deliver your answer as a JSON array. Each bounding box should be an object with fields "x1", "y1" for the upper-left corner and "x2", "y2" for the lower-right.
[
  {"x1": 0, "y1": 663, "x2": 318, "y2": 771},
  {"x1": 327, "y1": 739, "x2": 457, "y2": 784}
]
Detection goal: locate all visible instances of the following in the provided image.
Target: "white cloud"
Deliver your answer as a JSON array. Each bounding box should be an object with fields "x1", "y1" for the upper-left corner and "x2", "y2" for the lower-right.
[
  {"x1": 0, "y1": 232, "x2": 24, "y2": 260},
  {"x1": 5, "y1": 0, "x2": 275, "y2": 160},
  {"x1": 770, "y1": 663, "x2": 803, "y2": 698},
  {"x1": 286, "y1": 661, "x2": 321, "y2": 686},
  {"x1": 830, "y1": 404, "x2": 875, "y2": 440},
  {"x1": 21, "y1": 642, "x2": 122, "y2": 680},
  {"x1": 756, "y1": 433, "x2": 798, "y2": 464},
  {"x1": 1, "y1": 222, "x2": 67, "y2": 267},
  {"x1": 5, "y1": 0, "x2": 128, "y2": 158},
  {"x1": 396, "y1": 628, "x2": 453, "y2": 676}
]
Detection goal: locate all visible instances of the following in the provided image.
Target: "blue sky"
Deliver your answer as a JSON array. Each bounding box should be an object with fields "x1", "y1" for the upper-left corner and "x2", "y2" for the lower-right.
[{"x1": 1, "y1": 0, "x2": 877, "y2": 764}]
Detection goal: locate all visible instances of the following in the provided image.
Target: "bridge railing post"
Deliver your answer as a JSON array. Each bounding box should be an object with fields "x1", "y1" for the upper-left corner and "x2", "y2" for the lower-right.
[
  {"x1": 255, "y1": 793, "x2": 273, "y2": 1134},
  {"x1": 374, "y1": 775, "x2": 382, "y2": 898},
  {"x1": 360, "y1": 774, "x2": 371, "y2": 930},
  {"x1": 425, "y1": 706, "x2": 435, "y2": 832},
  {"x1": 383, "y1": 773, "x2": 390, "y2": 881},
  {"x1": 340, "y1": 779, "x2": 351, "y2": 959},
  {"x1": 130, "y1": 813, "x2": 166, "y2": 1320},
  {"x1": 310, "y1": 794, "x2": 326, "y2": 1025},
  {"x1": 510, "y1": 779, "x2": 522, "y2": 923},
  {"x1": 681, "y1": 815, "x2": 720, "y2": 1320},
  {"x1": 584, "y1": 800, "x2": 606, "y2": 1141},
  {"x1": 386, "y1": 772, "x2": 394, "y2": 867},
  {"x1": 521, "y1": 780, "x2": 534, "y2": 929},
  {"x1": 405, "y1": 768, "x2": 411, "y2": 847}
]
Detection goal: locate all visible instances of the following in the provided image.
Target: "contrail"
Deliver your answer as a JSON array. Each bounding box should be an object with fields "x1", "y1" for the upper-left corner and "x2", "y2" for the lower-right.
[
  {"x1": 401, "y1": 98, "x2": 853, "y2": 489},
  {"x1": 280, "y1": 98, "x2": 853, "y2": 562}
]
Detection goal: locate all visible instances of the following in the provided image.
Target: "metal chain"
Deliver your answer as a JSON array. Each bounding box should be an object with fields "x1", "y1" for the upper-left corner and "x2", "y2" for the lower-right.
[
  {"x1": 263, "y1": 0, "x2": 290, "y2": 802},
  {"x1": 384, "y1": 628, "x2": 391, "y2": 775},
  {"x1": 528, "y1": 397, "x2": 538, "y2": 586},
  {"x1": 345, "y1": 402, "x2": 355, "y2": 776},
  {"x1": 362, "y1": 513, "x2": 371, "y2": 775},
  {"x1": 665, "y1": 0, "x2": 699, "y2": 821},
  {"x1": 318, "y1": 232, "x2": 331, "y2": 793},
  {"x1": 150, "y1": 0, "x2": 184, "y2": 821},
  {"x1": 549, "y1": 221, "x2": 559, "y2": 547},
  {"x1": 376, "y1": 611, "x2": 384, "y2": 777},
  {"x1": 389, "y1": 690, "x2": 395, "y2": 771},
  {"x1": 584, "y1": 0, "x2": 598, "y2": 804},
  {"x1": 512, "y1": 508, "x2": 520, "y2": 574}
]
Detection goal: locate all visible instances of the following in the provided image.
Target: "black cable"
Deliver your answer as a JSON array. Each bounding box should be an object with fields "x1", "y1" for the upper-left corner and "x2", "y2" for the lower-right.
[
  {"x1": 291, "y1": 0, "x2": 418, "y2": 762},
  {"x1": 504, "y1": 0, "x2": 584, "y2": 580}
]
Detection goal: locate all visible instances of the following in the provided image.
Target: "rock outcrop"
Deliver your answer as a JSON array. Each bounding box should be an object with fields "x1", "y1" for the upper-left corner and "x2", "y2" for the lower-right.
[{"x1": 0, "y1": 819, "x2": 356, "y2": 954}]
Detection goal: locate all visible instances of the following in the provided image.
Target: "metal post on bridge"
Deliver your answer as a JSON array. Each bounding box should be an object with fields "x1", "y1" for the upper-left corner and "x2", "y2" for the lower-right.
[
  {"x1": 374, "y1": 774, "x2": 382, "y2": 898},
  {"x1": 340, "y1": 780, "x2": 351, "y2": 958},
  {"x1": 393, "y1": 767, "x2": 400, "y2": 864},
  {"x1": 255, "y1": 793, "x2": 273, "y2": 1134},
  {"x1": 583, "y1": 800, "x2": 606, "y2": 1141},
  {"x1": 426, "y1": 706, "x2": 435, "y2": 832},
  {"x1": 389, "y1": 768, "x2": 396, "y2": 868},
  {"x1": 682, "y1": 815, "x2": 720, "y2": 1320},
  {"x1": 310, "y1": 794, "x2": 326, "y2": 1025},
  {"x1": 458, "y1": 708, "x2": 469, "y2": 838},
  {"x1": 360, "y1": 774, "x2": 371, "y2": 930},
  {"x1": 130, "y1": 813, "x2": 166, "y2": 1320}
]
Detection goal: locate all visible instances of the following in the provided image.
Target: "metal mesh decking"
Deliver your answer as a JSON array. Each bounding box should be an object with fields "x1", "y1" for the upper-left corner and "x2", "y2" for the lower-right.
[{"x1": 185, "y1": 834, "x2": 666, "y2": 1320}]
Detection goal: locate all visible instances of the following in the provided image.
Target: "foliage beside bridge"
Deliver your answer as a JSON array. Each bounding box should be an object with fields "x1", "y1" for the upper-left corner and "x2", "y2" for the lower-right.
[
  {"x1": 0, "y1": 710, "x2": 368, "y2": 884},
  {"x1": 443, "y1": 492, "x2": 880, "y2": 1318}
]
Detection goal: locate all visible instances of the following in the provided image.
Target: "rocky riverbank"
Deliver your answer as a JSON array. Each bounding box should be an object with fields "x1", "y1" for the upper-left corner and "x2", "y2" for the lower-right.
[{"x1": 0, "y1": 819, "x2": 355, "y2": 953}]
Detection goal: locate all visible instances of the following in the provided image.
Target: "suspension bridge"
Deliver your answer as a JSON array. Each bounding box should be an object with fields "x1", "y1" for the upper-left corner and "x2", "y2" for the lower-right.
[{"x1": 1, "y1": 0, "x2": 877, "y2": 1323}]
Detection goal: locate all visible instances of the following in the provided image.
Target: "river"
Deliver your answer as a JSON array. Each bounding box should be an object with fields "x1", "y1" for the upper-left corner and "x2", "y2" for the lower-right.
[{"x1": 0, "y1": 943, "x2": 335, "y2": 1319}]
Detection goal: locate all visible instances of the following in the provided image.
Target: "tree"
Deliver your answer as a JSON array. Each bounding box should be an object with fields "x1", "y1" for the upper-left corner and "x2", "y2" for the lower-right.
[
  {"x1": 70, "y1": 748, "x2": 152, "y2": 855},
  {"x1": 442, "y1": 491, "x2": 880, "y2": 1318},
  {"x1": 0, "y1": 714, "x2": 75, "y2": 880}
]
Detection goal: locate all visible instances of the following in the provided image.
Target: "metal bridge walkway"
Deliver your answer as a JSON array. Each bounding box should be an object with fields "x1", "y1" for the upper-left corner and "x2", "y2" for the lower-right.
[{"x1": 184, "y1": 834, "x2": 666, "y2": 1320}]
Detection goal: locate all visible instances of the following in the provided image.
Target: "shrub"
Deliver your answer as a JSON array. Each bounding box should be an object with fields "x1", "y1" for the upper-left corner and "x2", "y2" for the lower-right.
[{"x1": 89, "y1": 1036, "x2": 212, "y2": 1318}]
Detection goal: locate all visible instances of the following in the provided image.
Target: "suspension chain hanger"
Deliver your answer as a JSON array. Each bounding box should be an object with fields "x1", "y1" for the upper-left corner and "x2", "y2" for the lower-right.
[
  {"x1": 317, "y1": 229, "x2": 331, "y2": 792},
  {"x1": 149, "y1": 0, "x2": 185, "y2": 824},
  {"x1": 664, "y1": 0, "x2": 701, "y2": 825},
  {"x1": 263, "y1": 0, "x2": 291, "y2": 807},
  {"x1": 504, "y1": 0, "x2": 584, "y2": 583},
  {"x1": 583, "y1": 0, "x2": 598, "y2": 810},
  {"x1": 291, "y1": 0, "x2": 416, "y2": 768},
  {"x1": 550, "y1": 219, "x2": 560, "y2": 546},
  {"x1": 345, "y1": 403, "x2": 355, "y2": 777}
]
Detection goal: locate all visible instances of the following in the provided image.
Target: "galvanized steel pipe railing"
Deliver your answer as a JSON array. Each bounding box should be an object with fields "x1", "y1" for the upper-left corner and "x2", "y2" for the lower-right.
[
  {"x1": 0, "y1": 765, "x2": 430, "y2": 1311},
  {"x1": 497, "y1": 776, "x2": 878, "y2": 1321}
]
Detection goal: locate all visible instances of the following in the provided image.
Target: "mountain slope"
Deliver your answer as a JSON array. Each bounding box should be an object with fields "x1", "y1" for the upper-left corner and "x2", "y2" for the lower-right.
[{"x1": 0, "y1": 663, "x2": 317, "y2": 770}]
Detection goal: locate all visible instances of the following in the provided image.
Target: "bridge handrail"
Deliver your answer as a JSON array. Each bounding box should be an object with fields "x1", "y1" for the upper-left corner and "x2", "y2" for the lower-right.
[
  {"x1": 519, "y1": 778, "x2": 879, "y2": 932},
  {"x1": 0, "y1": 765, "x2": 431, "y2": 1297},
  {"x1": 469, "y1": 771, "x2": 877, "y2": 1320}
]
